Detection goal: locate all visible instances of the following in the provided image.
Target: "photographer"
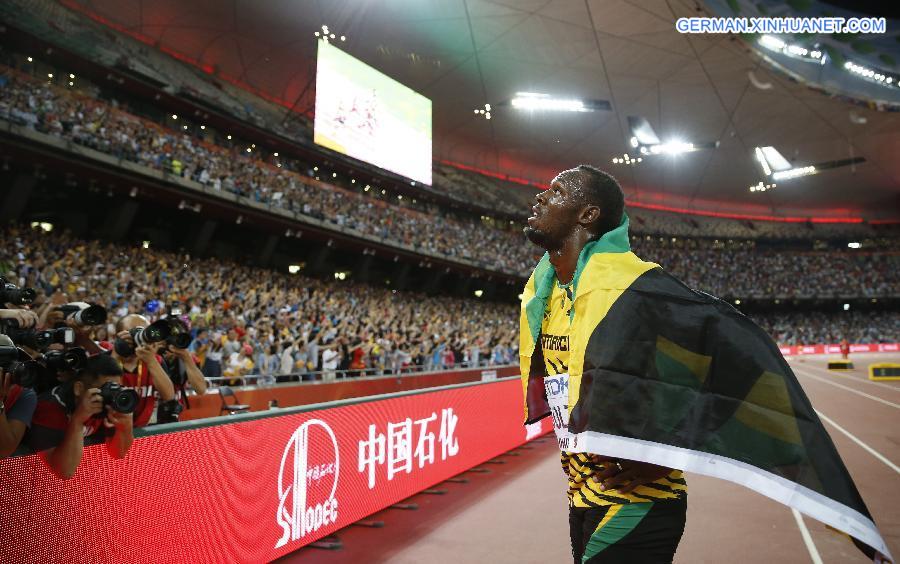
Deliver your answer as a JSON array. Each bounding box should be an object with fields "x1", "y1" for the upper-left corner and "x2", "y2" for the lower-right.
[
  {"x1": 111, "y1": 314, "x2": 176, "y2": 427},
  {"x1": 29, "y1": 354, "x2": 134, "y2": 479},
  {"x1": 0, "y1": 367, "x2": 37, "y2": 457},
  {"x1": 158, "y1": 344, "x2": 208, "y2": 423}
]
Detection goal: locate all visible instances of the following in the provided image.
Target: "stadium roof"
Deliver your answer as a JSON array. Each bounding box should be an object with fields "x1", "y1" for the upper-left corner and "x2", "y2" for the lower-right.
[{"x1": 63, "y1": 0, "x2": 900, "y2": 220}]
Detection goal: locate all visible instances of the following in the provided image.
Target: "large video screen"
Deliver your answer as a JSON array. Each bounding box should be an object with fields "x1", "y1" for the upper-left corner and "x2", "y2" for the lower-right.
[{"x1": 314, "y1": 41, "x2": 432, "y2": 185}]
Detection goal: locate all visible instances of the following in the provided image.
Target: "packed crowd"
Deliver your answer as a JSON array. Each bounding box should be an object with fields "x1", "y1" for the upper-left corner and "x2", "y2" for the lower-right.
[
  {"x1": 0, "y1": 66, "x2": 540, "y2": 274},
  {"x1": 634, "y1": 240, "x2": 900, "y2": 299},
  {"x1": 754, "y1": 311, "x2": 898, "y2": 346},
  {"x1": 1, "y1": 224, "x2": 520, "y2": 384},
  {"x1": 7, "y1": 64, "x2": 897, "y2": 290}
]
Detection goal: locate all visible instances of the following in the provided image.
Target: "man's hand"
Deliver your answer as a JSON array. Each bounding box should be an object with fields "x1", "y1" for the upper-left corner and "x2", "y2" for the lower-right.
[
  {"x1": 73, "y1": 388, "x2": 104, "y2": 424},
  {"x1": 0, "y1": 308, "x2": 38, "y2": 328},
  {"x1": 116, "y1": 330, "x2": 134, "y2": 345},
  {"x1": 104, "y1": 406, "x2": 133, "y2": 430},
  {"x1": 167, "y1": 345, "x2": 192, "y2": 359},
  {"x1": 134, "y1": 343, "x2": 158, "y2": 363},
  {"x1": 590, "y1": 455, "x2": 674, "y2": 494}
]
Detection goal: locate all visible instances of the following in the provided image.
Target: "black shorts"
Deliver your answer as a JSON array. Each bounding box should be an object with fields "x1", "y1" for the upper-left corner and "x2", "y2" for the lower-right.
[{"x1": 569, "y1": 497, "x2": 687, "y2": 564}]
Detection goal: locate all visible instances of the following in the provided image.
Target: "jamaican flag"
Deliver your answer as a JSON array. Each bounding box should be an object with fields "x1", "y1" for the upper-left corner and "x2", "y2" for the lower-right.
[{"x1": 519, "y1": 214, "x2": 890, "y2": 560}]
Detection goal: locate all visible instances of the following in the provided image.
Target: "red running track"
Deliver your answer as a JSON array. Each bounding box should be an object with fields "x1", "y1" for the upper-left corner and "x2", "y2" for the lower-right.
[{"x1": 281, "y1": 354, "x2": 900, "y2": 563}]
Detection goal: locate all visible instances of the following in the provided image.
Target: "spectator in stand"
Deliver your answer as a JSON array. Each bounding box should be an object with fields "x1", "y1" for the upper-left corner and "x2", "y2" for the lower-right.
[
  {"x1": 29, "y1": 354, "x2": 134, "y2": 479},
  {"x1": 202, "y1": 335, "x2": 224, "y2": 381},
  {"x1": 225, "y1": 344, "x2": 254, "y2": 384},
  {"x1": 321, "y1": 342, "x2": 339, "y2": 381}
]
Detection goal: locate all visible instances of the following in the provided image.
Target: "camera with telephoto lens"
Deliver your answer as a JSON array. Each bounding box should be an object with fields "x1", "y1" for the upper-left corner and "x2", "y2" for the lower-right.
[
  {"x1": 114, "y1": 320, "x2": 171, "y2": 357},
  {"x1": 40, "y1": 347, "x2": 88, "y2": 372},
  {"x1": 0, "y1": 335, "x2": 42, "y2": 388},
  {"x1": 55, "y1": 302, "x2": 107, "y2": 327},
  {"x1": 0, "y1": 319, "x2": 74, "y2": 351},
  {"x1": 98, "y1": 381, "x2": 139, "y2": 414},
  {"x1": 165, "y1": 317, "x2": 192, "y2": 349},
  {"x1": 0, "y1": 277, "x2": 36, "y2": 306}
]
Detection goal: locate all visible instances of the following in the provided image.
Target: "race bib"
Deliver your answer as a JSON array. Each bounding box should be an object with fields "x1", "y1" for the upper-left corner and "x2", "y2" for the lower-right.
[{"x1": 543, "y1": 374, "x2": 580, "y2": 452}]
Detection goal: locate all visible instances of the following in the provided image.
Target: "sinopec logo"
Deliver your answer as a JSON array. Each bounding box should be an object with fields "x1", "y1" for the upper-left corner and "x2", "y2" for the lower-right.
[{"x1": 275, "y1": 419, "x2": 340, "y2": 548}]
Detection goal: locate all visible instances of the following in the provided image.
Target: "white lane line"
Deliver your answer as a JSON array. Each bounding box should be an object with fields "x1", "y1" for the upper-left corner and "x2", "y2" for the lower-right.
[
  {"x1": 794, "y1": 368, "x2": 900, "y2": 411},
  {"x1": 792, "y1": 508, "x2": 824, "y2": 564},
  {"x1": 826, "y1": 372, "x2": 900, "y2": 393},
  {"x1": 815, "y1": 409, "x2": 900, "y2": 474}
]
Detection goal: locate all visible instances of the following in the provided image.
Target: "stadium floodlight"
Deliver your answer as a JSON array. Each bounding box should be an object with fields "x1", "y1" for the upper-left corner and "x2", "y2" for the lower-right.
[
  {"x1": 772, "y1": 166, "x2": 816, "y2": 181},
  {"x1": 648, "y1": 140, "x2": 694, "y2": 155},
  {"x1": 758, "y1": 36, "x2": 826, "y2": 65},
  {"x1": 843, "y1": 303, "x2": 850, "y2": 311},
  {"x1": 758, "y1": 35, "x2": 786, "y2": 52},
  {"x1": 474, "y1": 290, "x2": 484, "y2": 298},
  {"x1": 755, "y1": 146, "x2": 812, "y2": 180},
  {"x1": 844, "y1": 61, "x2": 897, "y2": 88},
  {"x1": 847, "y1": 242, "x2": 861, "y2": 249},
  {"x1": 511, "y1": 93, "x2": 588, "y2": 112},
  {"x1": 288, "y1": 265, "x2": 301, "y2": 274},
  {"x1": 625, "y1": 116, "x2": 714, "y2": 160},
  {"x1": 754, "y1": 147, "x2": 772, "y2": 176}
]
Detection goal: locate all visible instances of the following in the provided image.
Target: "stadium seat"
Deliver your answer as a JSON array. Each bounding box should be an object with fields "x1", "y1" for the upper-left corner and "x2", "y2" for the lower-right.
[{"x1": 218, "y1": 387, "x2": 250, "y2": 415}]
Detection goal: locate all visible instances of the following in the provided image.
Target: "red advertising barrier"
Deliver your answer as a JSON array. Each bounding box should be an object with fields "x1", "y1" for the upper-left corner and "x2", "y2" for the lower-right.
[
  {"x1": 778, "y1": 342, "x2": 900, "y2": 356},
  {"x1": 0, "y1": 378, "x2": 550, "y2": 564}
]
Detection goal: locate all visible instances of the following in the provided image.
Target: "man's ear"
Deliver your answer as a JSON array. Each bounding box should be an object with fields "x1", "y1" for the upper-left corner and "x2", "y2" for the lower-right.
[
  {"x1": 72, "y1": 380, "x2": 86, "y2": 397},
  {"x1": 579, "y1": 204, "x2": 601, "y2": 228}
]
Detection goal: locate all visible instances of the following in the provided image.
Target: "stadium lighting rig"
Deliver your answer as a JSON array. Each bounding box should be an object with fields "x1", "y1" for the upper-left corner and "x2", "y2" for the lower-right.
[
  {"x1": 616, "y1": 116, "x2": 717, "y2": 164},
  {"x1": 757, "y1": 35, "x2": 826, "y2": 65},
  {"x1": 512, "y1": 93, "x2": 589, "y2": 112},
  {"x1": 502, "y1": 92, "x2": 611, "y2": 113},
  {"x1": 757, "y1": 34, "x2": 896, "y2": 89},
  {"x1": 751, "y1": 146, "x2": 864, "y2": 193},
  {"x1": 843, "y1": 61, "x2": 897, "y2": 89}
]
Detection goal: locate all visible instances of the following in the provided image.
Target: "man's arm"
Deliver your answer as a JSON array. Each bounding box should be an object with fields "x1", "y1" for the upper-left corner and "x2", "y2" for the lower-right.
[
  {"x1": 0, "y1": 371, "x2": 35, "y2": 457},
  {"x1": 40, "y1": 388, "x2": 103, "y2": 479},
  {"x1": 171, "y1": 346, "x2": 208, "y2": 395},
  {"x1": 136, "y1": 345, "x2": 176, "y2": 401}
]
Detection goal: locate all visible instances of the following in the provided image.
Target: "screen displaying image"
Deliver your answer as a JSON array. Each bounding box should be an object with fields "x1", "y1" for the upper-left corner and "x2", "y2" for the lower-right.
[{"x1": 314, "y1": 41, "x2": 432, "y2": 185}]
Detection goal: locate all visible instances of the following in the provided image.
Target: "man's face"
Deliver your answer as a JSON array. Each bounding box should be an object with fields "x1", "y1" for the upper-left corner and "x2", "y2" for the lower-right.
[{"x1": 524, "y1": 170, "x2": 588, "y2": 250}]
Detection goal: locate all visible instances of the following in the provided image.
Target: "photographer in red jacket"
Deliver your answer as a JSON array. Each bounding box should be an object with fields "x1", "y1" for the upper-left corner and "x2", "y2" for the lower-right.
[
  {"x1": 111, "y1": 314, "x2": 176, "y2": 427},
  {"x1": 29, "y1": 354, "x2": 135, "y2": 479}
]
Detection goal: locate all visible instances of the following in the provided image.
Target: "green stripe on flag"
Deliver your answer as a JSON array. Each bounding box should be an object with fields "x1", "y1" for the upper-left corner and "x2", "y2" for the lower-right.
[{"x1": 582, "y1": 503, "x2": 653, "y2": 562}]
